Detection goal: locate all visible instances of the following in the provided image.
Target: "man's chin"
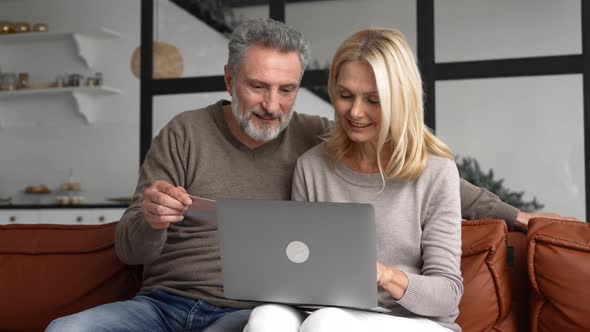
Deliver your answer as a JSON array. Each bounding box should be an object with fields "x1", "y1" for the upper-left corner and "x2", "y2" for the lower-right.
[{"x1": 244, "y1": 125, "x2": 281, "y2": 142}]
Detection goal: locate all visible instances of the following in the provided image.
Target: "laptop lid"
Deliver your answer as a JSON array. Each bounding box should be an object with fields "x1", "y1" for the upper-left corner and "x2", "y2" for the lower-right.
[{"x1": 216, "y1": 198, "x2": 378, "y2": 309}]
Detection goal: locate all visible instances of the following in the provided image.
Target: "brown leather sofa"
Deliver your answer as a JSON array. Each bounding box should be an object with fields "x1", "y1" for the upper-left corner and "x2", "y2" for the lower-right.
[{"x1": 1, "y1": 218, "x2": 588, "y2": 332}]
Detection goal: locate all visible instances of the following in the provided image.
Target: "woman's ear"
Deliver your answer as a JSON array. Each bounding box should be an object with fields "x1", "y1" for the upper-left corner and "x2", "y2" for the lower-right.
[{"x1": 224, "y1": 65, "x2": 233, "y2": 96}]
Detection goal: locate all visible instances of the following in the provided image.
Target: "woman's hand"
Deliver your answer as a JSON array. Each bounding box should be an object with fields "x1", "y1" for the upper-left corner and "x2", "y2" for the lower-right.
[{"x1": 377, "y1": 262, "x2": 409, "y2": 300}]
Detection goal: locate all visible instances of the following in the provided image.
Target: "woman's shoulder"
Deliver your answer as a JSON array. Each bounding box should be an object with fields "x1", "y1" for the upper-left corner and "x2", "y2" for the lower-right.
[
  {"x1": 422, "y1": 154, "x2": 459, "y2": 178},
  {"x1": 296, "y1": 142, "x2": 329, "y2": 167}
]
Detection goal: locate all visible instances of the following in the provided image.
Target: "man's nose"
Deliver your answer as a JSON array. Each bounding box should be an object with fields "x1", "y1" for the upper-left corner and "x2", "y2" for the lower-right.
[{"x1": 262, "y1": 90, "x2": 280, "y2": 114}]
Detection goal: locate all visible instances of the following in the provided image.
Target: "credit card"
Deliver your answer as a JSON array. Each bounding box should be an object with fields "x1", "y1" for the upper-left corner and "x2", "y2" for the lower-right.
[{"x1": 184, "y1": 195, "x2": 216, "y2": 222}]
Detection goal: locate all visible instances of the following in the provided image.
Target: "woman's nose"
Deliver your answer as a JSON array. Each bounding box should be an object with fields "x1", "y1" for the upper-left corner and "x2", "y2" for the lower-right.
[{"x1": 349, "y1": 99, "x2": 364, "y2": 118}]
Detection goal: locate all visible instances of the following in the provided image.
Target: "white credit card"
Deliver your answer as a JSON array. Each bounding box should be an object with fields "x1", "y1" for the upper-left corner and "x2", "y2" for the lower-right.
[{"x1": 184, "y1": 195, "x2": 216, "y2": 222}]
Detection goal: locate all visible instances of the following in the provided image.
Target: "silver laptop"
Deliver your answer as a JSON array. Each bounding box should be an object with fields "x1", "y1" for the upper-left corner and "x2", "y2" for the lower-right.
[{"x1": 216, "y1": 198, "x2": 378, "y2": 309}]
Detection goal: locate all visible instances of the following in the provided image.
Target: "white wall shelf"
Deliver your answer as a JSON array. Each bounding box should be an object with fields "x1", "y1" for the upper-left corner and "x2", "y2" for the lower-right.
[
  {"x1": 0, "y1": 26, "x2": 123, "y2": 127},
  {"x1": 0, "y1": 86, "x2": 121, "y2": 125},
  {"x1": 0, "y1": 27, "x2": 122, "y2": 68}
]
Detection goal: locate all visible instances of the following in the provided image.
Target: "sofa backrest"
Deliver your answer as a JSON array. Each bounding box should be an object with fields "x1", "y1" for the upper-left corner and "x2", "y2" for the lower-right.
[{"x1": 0, "y1": 223, "x2": 141, "y2": 332}]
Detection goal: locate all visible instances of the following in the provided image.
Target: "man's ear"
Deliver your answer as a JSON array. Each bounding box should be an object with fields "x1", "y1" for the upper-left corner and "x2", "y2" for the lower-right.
[{"x1": 224, "y1": 65, "x2": 233, "y2": 96}]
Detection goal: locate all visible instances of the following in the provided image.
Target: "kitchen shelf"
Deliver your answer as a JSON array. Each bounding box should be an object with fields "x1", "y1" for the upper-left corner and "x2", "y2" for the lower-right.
[
  {"x1": 0, "y1": 86, "x2": 121, "y2": 125},
  {"x1": 0, "y1": 27, "x2": 122, "y2": 68}
]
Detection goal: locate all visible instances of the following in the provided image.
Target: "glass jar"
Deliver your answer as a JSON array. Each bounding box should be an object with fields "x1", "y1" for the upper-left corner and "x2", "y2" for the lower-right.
[
  {"x1": 68, "y1": 74, "x2": 83, "y2": 87},
  {"x1": 14, "y1": 22, "x2": 31, "y2": 33},
  {"x1": 1, "y1": 73, "x2": 17, "y2": 91},
  {"x1": 32, "y1": 23, "x2": 48, "y2": 32},
  {"x1": 17, "y1": 73, "x2": 29, "y2": 89},
  {"x1": 0, "y1": 21, "x2": 15, "y2": 34}
]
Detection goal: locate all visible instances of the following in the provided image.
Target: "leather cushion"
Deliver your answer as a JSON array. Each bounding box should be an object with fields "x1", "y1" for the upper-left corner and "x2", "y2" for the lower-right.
[
  {"x1": 528, "y1": 218, "x2": 590, "y2": 332},
  {"x1": 457, "y1": 219, "x2": 512, "y2": 332},
  {"x1": 0, "y1": 222, "x2": 141, "y2": 332}
]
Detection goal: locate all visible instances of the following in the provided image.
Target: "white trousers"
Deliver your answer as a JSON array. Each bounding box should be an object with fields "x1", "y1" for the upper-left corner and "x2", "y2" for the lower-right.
[{"x1": 243, "y1": 304, "x2": 452, "y2": 332}]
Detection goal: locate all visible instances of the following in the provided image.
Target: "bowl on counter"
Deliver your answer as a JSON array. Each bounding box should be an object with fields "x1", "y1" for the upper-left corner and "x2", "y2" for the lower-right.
[{"x1": 0, "y1": 196, "x2": 11, "y2": 205}]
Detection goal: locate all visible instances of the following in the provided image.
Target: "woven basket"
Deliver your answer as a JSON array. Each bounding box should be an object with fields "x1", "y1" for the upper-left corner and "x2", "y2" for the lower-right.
[{"x1": 130, "y1": 41, "x2": 183, "y2": 79}]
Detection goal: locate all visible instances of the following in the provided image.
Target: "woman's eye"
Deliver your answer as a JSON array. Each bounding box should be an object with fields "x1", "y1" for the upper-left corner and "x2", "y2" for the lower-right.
[
  {"x1": 368, "y1": 99, "x2": 380, "y2": 104},
  {"x1": 339, "y1": 94, "x2": 352, "y2": 99}
]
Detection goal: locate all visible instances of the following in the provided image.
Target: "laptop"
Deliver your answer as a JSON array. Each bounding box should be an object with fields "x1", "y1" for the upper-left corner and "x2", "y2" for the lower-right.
[{"x1": 216, "y1": 198, "x2": 378, "y2": 309}]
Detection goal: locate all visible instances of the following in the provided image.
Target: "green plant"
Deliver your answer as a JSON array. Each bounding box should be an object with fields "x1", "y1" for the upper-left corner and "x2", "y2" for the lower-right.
[{"x1": 456, "y1": 156, "x2": 543, "y2": 212}]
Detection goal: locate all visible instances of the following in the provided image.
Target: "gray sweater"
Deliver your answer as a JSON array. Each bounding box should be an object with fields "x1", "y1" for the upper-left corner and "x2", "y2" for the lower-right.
[
  {"x1": 115, "y1": 100, "x2": 330, "y2": 309},
  {"x1": 292, "y1": 143, "x2": 463, "y2": 332}
]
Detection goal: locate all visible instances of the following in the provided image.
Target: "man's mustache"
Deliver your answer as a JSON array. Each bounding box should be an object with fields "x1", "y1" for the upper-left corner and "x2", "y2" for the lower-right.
[{"x1": 250, "y1": 109, "x2": 282, "y2": 120}]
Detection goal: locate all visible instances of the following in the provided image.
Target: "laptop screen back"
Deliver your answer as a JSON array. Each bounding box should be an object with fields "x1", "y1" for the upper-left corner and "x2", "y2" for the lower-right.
[{"x1": 216, "y1": 199, "x2": 378, "y2": 309}]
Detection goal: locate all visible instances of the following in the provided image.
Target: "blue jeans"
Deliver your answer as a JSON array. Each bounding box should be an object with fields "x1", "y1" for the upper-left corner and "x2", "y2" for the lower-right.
[{"x1": 45, "y1": 290, "x2": 252, "y2": 332}]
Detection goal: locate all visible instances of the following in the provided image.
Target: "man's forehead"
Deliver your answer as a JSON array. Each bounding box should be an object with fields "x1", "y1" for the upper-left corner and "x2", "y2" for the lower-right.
[{"x1": 237, "y1": 46, "x2": 302, "y2": 85}]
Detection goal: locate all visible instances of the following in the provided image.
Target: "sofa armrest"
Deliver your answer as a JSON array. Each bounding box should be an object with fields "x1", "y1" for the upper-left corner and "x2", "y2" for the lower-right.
[
  {"x1": 528, "y1": 218, "x2": 590, "y2": 332},
  {"x1": 0, "y1": 222, "x2": 141, "y2": 332},
  {"x1": 457, "y1": 219, "x2": 512, "y2": 332}
]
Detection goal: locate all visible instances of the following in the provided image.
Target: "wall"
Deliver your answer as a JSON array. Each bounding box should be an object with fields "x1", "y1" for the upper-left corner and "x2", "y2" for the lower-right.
[{"x1": 0, "y1": 0, "x2": 141, "y2": 199}]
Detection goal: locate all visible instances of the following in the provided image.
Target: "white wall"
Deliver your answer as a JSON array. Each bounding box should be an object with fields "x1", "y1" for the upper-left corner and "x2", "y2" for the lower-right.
[{"x1": 0, "y1": 0, "x2": 141, "y2": 199}]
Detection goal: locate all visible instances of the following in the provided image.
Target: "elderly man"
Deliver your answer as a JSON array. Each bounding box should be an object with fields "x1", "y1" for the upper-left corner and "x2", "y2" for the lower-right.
[{"x1": 46, "y1": 18, "x2": 547, "y2": 332}]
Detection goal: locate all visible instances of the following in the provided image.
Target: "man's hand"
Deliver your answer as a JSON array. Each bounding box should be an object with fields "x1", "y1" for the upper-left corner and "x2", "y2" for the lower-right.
[
  {"x1": 142, "y1": 180, "x2": 192, "y2": 230},
  {"x1": 514, "y1": 211, "x2": 578, "y2": 231}
]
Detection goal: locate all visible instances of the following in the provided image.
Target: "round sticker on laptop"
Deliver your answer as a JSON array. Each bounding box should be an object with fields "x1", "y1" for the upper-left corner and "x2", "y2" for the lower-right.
[{"x1": 286, "y1": 241, "x2": 309, "y2": 263}]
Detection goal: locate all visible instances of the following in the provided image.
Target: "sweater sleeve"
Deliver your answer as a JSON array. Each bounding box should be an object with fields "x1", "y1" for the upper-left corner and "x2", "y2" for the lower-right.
[
  {"x1": 460, "y1": 178, "x2": 519, "y2": 227},
  {"x1": 396, "y1": 160, "x2": 464, "y2": 317},
  {"x1": 115, "y1": 123, "x2": 187, "y2": 265}
]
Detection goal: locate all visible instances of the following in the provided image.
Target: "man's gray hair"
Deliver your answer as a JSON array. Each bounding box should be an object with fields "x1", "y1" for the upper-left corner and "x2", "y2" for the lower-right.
[{"x1": 228, "y1": 18, "x2": 311, "y2": 77}]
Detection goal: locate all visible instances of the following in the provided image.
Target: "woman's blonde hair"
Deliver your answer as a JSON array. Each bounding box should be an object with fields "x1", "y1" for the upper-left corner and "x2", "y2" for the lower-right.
[{"x1": 326, "y1": 28, "x2": 453, "y2": 181}]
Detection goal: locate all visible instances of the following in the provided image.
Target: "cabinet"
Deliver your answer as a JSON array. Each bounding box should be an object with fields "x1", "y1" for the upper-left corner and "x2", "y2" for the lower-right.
[
  {"x1": 0, "y1": 208, "x2": 125, "y2": 225},
  {"x1": 0, "y1": 27, "x2": 122, "y2": 127}
]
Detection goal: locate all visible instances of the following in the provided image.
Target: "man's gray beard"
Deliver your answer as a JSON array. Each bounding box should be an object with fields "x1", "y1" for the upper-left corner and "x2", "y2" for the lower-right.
[{"x1": 231, "y1": 94, "x2": 293, "y2": 142}]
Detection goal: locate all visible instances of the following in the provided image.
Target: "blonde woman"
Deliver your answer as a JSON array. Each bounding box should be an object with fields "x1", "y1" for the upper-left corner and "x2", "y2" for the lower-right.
[{"x1": 244, "y1": 29, "x2": 462, "y2": 332}]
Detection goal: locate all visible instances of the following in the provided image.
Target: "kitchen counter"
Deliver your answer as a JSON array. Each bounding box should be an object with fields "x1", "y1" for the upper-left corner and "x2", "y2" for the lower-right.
[
  {"x1": 0, "y1": 193, "x2": 130, "y2": 224},
  {"x1": 0, "y1": 192, "x2": 131, "y2": 209}
]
